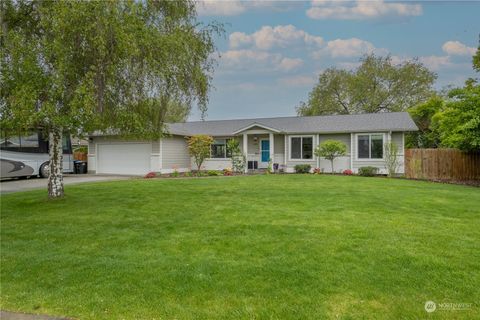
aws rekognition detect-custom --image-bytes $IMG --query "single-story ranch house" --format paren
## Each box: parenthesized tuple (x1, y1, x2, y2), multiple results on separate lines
(88, 112, 418, 175)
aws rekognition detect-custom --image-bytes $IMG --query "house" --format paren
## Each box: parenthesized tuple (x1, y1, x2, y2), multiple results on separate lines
(87, 112, 418, 175)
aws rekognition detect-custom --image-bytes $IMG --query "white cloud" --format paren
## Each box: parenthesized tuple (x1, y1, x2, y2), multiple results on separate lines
(442, 41, 476, 56)
(229, 25, 323, 50)
(306, 0, 422, 20)
(278, 58, 304, 71)
(278, 75, 317, 86)
(221, 49, 303, 72)
(418, 55, 452, 71)
(196, 0, 246, 16)
(196, 0, 296, 17)
(312, 38, 387, 58)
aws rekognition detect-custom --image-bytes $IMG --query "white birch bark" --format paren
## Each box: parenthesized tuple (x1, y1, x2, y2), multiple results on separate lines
(48, 128, 64, 198)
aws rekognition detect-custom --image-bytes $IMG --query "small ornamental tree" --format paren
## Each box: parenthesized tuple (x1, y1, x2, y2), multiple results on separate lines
(315, 140, 347, 173)
(384, 141, 399, 177)
(226, 138, 246, 173)
(187, 135, 213, 172)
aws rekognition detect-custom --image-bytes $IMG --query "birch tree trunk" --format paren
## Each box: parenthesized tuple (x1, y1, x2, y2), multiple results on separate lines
(48, 128, 64, 198)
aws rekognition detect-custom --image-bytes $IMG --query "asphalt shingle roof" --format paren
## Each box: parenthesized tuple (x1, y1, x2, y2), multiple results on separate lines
(166, 112, 418, 136)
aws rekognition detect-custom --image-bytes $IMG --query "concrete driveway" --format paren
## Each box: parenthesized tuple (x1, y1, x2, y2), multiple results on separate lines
(1, 174, 134, 194)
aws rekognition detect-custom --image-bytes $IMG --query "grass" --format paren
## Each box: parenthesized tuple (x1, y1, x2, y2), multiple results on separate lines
(1, 175, 479, 319)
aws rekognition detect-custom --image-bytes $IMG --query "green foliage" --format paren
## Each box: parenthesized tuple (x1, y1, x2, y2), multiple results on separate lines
(473, 44, 480, 73)
(207, 170, 221, 176)
(297, 54, 436, 116)
(1, 0, 220, 137)
(405, 96, 444, 148)
(171, 170, 180, 178)
(187, 135, 213, 170)
(294, 164, 311, 174)
(358, 166, 378, 177)
(314, 140, 347, 173)
(433, 83, 480, 151)
(226, 138, 246, 173)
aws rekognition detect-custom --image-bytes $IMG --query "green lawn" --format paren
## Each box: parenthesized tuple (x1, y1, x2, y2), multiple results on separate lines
(1, 175, 479, 319)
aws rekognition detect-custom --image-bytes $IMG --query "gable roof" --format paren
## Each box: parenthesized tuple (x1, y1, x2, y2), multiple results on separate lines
(166, 112, 418, 136)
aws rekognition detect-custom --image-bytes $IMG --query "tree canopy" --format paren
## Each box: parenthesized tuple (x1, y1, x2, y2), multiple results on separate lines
(297, 54, 436, 116)
(0, 0, 221, 197)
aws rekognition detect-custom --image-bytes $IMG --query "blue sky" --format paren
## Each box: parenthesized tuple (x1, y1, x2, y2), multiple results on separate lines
(190, 0, 479, 120)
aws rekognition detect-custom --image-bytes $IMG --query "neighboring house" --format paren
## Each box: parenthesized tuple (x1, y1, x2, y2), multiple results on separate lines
(88, 112, 418, 175)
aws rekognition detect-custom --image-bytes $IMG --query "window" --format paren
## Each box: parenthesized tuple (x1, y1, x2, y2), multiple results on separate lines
(0, 131, 40, 152)
(357, 134, 384, 159)
(290, 136, 313, 160)
(210, 139, 231, 158)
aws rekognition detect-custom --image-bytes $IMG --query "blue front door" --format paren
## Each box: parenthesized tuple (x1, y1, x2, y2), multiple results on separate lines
(261, 140, 270, 162)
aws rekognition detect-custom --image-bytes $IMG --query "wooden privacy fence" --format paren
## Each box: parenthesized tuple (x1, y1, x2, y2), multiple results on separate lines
(73, 151, 88, 162)
(405, 148, 480, 181)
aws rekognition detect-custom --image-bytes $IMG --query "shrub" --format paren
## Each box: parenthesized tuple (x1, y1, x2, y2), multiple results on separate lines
(313, 168, 321, 174)
(207, 170, 221, 176)
(184, 171, 193, 177)
(384, 141, 399, 177)
(171, 170, 179, 178)
(358, 166, 378, 177)
(187, 135, 214, 171)
(343, 169, 353, 175)
(294, 164, 311, 174)
(144, 172, 156, 179)
(227, 139, 246, 173)
(223, 168, 233, 176)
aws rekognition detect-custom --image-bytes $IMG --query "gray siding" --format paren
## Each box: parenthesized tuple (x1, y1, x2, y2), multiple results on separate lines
(162, 136, 191, 169)
(318, 133, 351, 155)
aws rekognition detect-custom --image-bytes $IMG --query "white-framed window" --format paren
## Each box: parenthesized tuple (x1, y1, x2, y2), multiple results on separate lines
(210, 139, 232, 159)
(357, 133, 384, 159)
(289, 136, 314, 160)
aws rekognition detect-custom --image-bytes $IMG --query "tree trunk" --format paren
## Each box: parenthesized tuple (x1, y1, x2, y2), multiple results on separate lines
(48, 128, 64, 199)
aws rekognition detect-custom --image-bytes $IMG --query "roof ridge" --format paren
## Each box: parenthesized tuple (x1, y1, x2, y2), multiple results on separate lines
(170, 111, 409, 125)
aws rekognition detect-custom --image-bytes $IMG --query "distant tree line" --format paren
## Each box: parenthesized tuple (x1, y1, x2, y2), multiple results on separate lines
(297, 45, 480, 152)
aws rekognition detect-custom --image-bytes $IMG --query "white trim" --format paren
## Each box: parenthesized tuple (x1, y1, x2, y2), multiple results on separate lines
(269, 132, 274, 163)
(288, 135, 315, 161)
(243, 133, 248, 173)
(317, 134, 320, 168)
(232, 122, 281, 135)
(354, 133, 386, 161)
(284, 135, 287, 165)
(350, 133, 353, 169)
(159, 139, 163, 170)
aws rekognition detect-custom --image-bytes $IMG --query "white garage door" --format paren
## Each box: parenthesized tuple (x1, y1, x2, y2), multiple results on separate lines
(97, 143, 151, 175)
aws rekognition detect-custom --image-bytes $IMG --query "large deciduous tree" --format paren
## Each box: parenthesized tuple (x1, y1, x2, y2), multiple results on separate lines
(1, 0, 221, 198)
(405, 96, 444, 148)
(297, 54, 436, 116)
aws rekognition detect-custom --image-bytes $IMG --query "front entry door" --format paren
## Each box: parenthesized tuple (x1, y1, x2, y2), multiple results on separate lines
(260, 139, 270, 167)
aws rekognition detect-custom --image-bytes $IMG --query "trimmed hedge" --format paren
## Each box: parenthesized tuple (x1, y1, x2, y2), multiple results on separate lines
(358, 166, 378, 177)
(294, 164, 311, 174)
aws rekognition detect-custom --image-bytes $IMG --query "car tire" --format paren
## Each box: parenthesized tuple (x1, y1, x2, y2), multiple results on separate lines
(39, 162, 50, 178)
